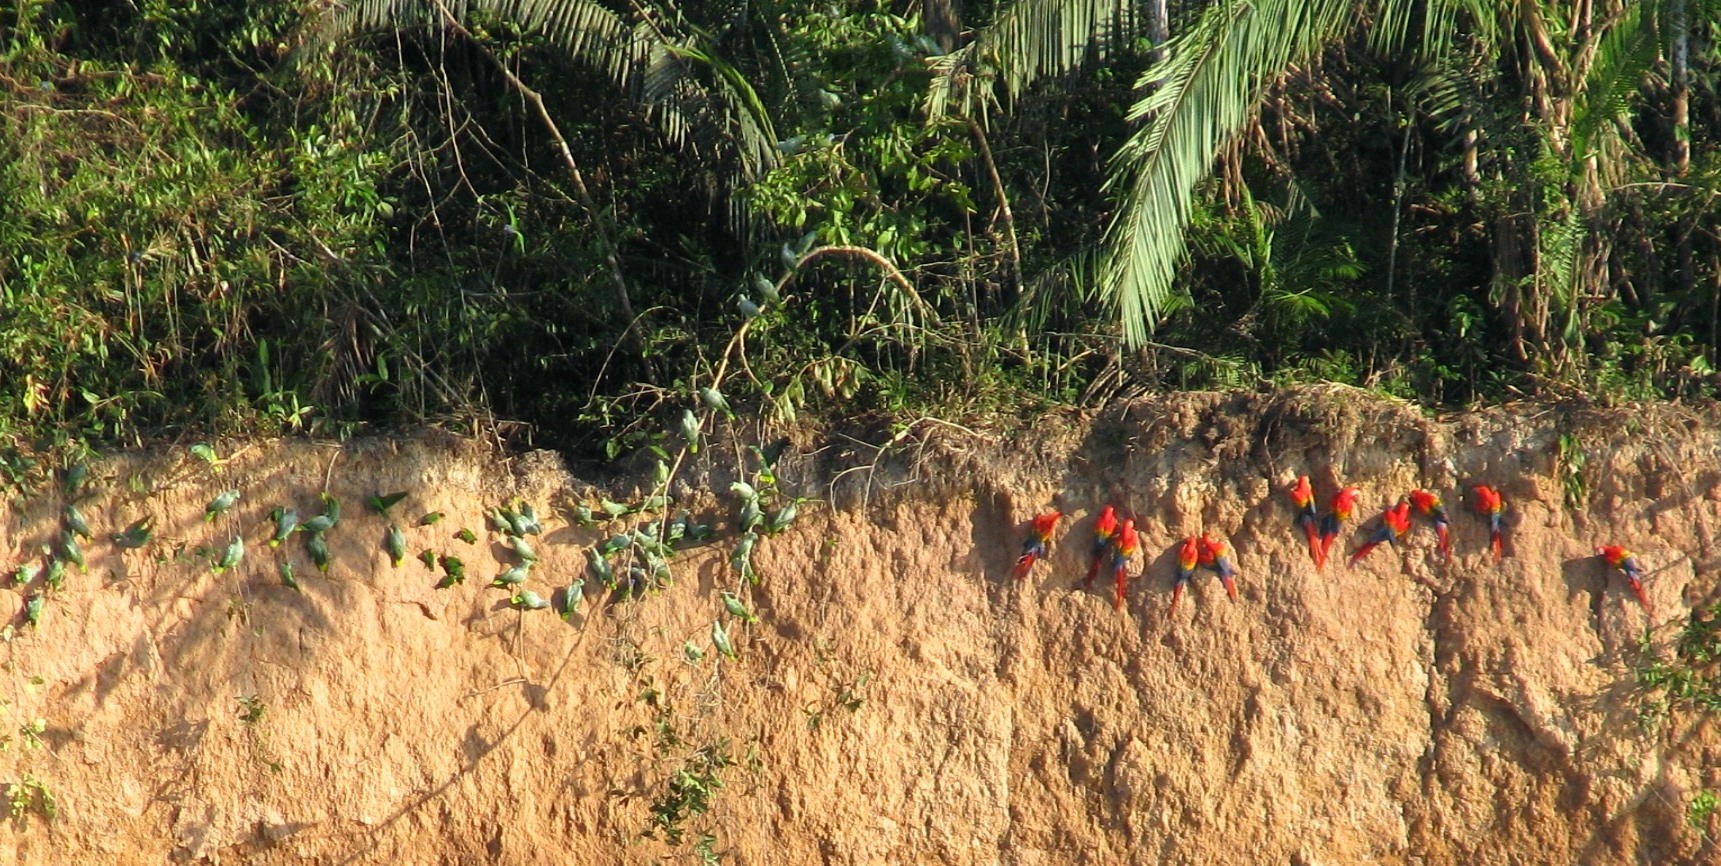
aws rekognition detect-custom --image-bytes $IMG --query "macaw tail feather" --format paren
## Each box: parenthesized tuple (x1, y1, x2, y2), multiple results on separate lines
(1318, 533, 1338, 571)
(1170, 583, 1184, 616)
(1083, 557, 1103, 588)
(1010, 553, 1037, 581)
(1113, 569, 1126, 611)
(1628, 579, 1652, 612)
(1222, 577, 1238, 601)
(1436, 523, 1451, 559)
(1302, 523, 1322, 567)
(1490, 531, 1503, 563)
(1348, 541, 1382, 569)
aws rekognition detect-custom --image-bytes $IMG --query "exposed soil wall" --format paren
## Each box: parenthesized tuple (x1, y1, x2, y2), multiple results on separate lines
(2, 389, 1718, 864)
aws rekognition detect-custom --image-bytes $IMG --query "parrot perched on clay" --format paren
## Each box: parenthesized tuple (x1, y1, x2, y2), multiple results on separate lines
(1010, 510, 1062, 580)
(1408, 489, 1452, 560)
(1197, 533, 1240, 601)
(1317, 486, 1362, 569)
(1472, 484, 1506, 562)
(1170, 536, 1200, 614)
(1111, 518, 1140, 610)
(1596, 545, 1651, 611)
(1289, 475, 1321, 568)
(1348, 499, 1412, 569)
(1083, 506, 1119, 588)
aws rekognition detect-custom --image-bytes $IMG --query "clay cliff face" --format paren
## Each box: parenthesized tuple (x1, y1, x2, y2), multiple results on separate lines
(1, 390, 1717, 865)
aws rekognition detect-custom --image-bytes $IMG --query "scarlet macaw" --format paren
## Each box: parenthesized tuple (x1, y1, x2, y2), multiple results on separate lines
(1084, 505, 1120, 588)
(1471, 484, 1506, 562)
(1112, 518, 1139, 610)
(1010, 510, 1062, 580)
(1348, 499, 1413, 568)
(1596, 545, 1652, 611)
(1198, 533, 1240, 601)
(1317, 486, 1363, 570)
(1408, 489, 1452, 560)
(1170, 536, 1200, 614)
(1289, 475, 1322, 568)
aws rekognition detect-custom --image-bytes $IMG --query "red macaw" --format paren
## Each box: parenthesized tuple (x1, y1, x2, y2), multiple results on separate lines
(1084, 505, 1120, 588)
(1290, 475, 1321, 568)
(1408, 489, 1452, 560)
(1198, 533, 1239, 601)
(1472, 484, 1505, 562)
(1596, 545, 1651, 611)
(1170, 536, 1200, 615)
(1112, 518, 1139, 610)
(1010, 510, 1062, 580)
(1317, 486, 1362, 570)
(1348, 499, 1413, 569)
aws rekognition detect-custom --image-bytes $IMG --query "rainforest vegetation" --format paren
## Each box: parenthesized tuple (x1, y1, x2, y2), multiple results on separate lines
(1, 0, 1719, 461)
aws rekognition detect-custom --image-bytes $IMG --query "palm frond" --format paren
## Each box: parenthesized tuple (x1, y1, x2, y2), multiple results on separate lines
(1099, 0, 1352, 345)
(1569, 3, 1657, 165)
(925, 0, 1135, 119)
(321, 0, 776, 178)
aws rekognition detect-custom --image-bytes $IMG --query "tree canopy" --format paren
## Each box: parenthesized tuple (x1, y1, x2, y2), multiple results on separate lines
(1, 0, 1718, 461)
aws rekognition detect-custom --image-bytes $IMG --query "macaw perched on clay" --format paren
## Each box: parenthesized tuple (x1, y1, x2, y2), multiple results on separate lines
(1317, 486, 1363, 570)
(1596, 545, 1651, 611)
(1408, 489, 1452, 560)
(1471, 484, 1506, 562)
(1010, 510, 1063, 580)
(1170, 536, 1200, 615)
(1289, 475, 1322, 568)
(1112, 518, 1140, 610)
(1198, 533, 1240, 601)
(1084, 505, 1120, 588)
(1348, 499, 1413, 569)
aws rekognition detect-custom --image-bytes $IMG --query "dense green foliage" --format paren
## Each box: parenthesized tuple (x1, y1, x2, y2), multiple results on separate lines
(1, 0, 1720, 459)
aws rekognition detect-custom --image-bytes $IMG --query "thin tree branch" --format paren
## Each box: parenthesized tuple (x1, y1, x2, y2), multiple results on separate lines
(428, 0, 642, 344)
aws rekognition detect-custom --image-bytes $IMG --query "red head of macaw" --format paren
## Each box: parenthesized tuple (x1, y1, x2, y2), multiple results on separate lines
(1472, 484, 1506, 562)
(1348, 499, 1412, 569)
(1317, 485, 1363, 570)
(1290, 475, 1321, 567)
(1408, 489, 1452, 560)
(1111, 518, 1140, 610)
(1171, 535, 1200, 614)
(1010, 510, 1062, 580)
(1596, 544, 1651, 611)
(1084, 505, 1120, 588)
(1197, 533, 1239, 601)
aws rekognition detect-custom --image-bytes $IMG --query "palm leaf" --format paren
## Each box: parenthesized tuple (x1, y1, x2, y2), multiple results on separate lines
(925, 0, 1135, 119)
(322, 0, 775, 178)
(1569, 3, 1657, 165)
(1099, 0, 1352, 345)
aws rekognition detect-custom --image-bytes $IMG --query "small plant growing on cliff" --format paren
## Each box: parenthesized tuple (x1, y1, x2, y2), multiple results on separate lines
(6, 773, 56, 826)
(645, 741, 732, 846)
(1556, 432, 1588, 509)
(236, 694, 266, 726)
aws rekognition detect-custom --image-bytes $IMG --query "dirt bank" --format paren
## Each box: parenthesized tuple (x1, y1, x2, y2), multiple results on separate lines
(1, 390, 1717, 864)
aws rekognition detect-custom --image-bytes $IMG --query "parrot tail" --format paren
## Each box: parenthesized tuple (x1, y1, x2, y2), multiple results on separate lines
(1348, 541, 1382, 569)
(1010, 552, 1037, 581)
